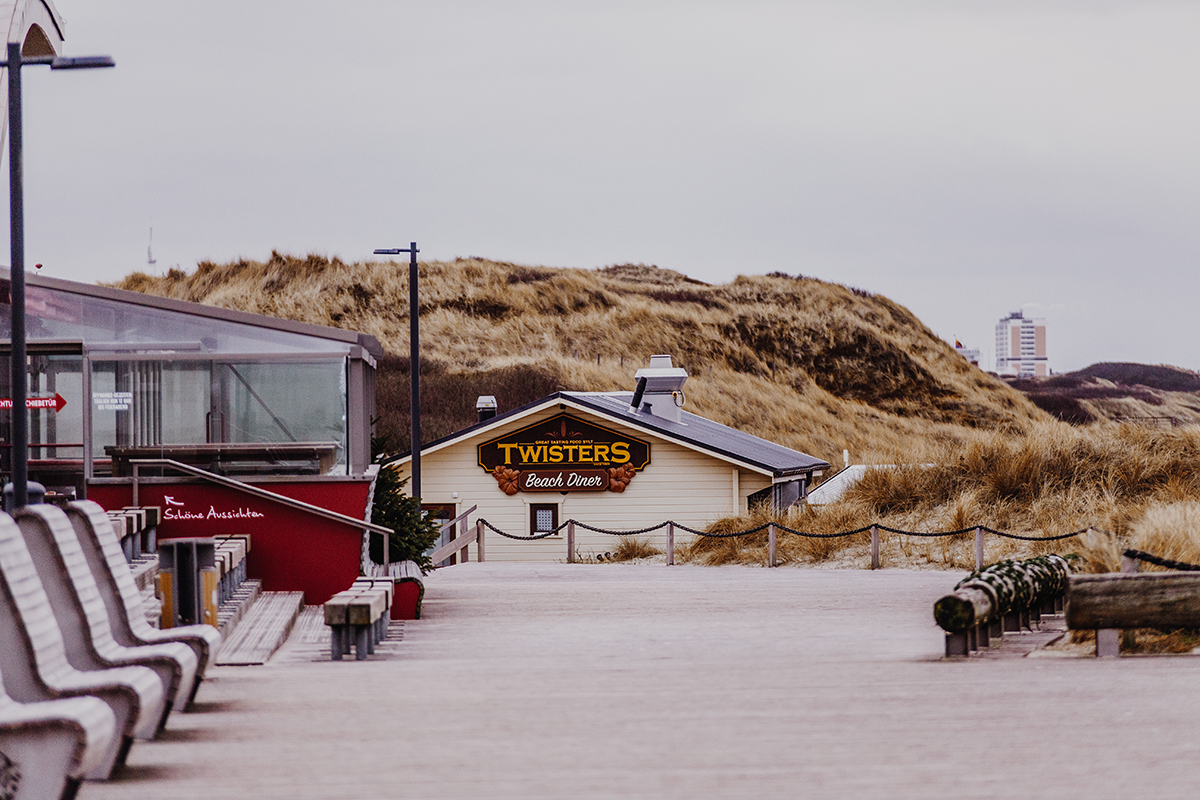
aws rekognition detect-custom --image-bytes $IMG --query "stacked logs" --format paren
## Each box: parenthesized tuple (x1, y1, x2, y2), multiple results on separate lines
(934, 554, 1070, 633)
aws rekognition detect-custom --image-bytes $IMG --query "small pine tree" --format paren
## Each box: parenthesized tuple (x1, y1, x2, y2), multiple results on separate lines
(369, 462, 441, 573)
(368, 428, 440, 573)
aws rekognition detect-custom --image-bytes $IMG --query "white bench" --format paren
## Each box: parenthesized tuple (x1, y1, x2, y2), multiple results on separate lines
(0, 514, 163, 780)
(1, 675, 116, 799)
(63, 502, 222, 706)
(15, 505, 199, 718)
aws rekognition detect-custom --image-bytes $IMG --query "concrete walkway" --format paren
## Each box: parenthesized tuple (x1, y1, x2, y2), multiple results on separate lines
(87, 563, 1200, 799)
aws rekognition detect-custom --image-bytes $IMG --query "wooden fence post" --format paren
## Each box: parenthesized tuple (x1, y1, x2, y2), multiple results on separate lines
(666, 522, 674, 566)
(974, 527, 984, 571)
(870, 525, 880, 570)
(459, 516, 469, 563)
(476, 519, 485, 562)
(768, 523, 776, 568)
(567, 521, 575, 564)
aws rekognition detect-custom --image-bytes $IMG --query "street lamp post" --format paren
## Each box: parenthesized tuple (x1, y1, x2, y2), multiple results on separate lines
(373, 242, 421, 501)
(3, 43, 114, 508)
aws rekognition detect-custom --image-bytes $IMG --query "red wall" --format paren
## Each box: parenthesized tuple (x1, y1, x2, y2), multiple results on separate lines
(88, 479, 373, 605)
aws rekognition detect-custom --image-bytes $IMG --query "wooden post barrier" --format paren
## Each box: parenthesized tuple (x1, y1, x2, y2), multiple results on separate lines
(1066, 573, 1200, 655)
(974, 527, 984, 571)
(935, 554, 1070, 657)
(567, 521, 575, 564)
(476, 519, 485, 562)
(870, 526, 879, 570)
(666, 522, 674, 566)
(768, 523, 776, 568)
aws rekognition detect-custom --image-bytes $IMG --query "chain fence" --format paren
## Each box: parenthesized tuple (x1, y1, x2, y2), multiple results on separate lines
(1123, 548, 1200, 572)
(478, 518, 1099, 543)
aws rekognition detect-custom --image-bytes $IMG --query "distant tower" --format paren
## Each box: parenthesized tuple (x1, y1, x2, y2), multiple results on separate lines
(995, 311, 1047, 376)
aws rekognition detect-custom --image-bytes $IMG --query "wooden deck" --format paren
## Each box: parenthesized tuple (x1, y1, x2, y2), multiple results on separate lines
(86, 563, 1200, 799)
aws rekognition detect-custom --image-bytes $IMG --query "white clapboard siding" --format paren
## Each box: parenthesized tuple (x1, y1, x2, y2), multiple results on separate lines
(399, 407, 780, 562)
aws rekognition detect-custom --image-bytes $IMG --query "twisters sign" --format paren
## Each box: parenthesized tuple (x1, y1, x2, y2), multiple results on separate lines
(478, 414, 650, 495)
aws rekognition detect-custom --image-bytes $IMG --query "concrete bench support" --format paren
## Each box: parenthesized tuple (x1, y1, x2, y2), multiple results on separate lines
(325, 579, 393, 661)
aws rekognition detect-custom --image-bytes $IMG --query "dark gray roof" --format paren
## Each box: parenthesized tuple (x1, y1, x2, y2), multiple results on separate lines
(564, 392, 829, 478)
(409, 390, 829, 479)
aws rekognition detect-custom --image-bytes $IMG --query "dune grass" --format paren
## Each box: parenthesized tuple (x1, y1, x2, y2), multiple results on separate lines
(112, 252, 1048, 466)
(683, 422, 1200, 573)
(113, 252, 1200, 576)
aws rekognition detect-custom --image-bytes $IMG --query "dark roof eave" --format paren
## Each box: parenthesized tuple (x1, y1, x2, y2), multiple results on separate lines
(3, 267, 385, 359)
(561, 392, 830, 476)
(391, 391, 831, 477)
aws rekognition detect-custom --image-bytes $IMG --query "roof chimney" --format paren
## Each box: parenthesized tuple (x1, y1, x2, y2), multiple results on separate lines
(632, 355, 688, 423)
(476, 395, 497, 423)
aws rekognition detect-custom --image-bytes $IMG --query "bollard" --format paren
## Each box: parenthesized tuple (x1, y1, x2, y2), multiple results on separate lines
(870, 526, 880, 570)
(567, 521, 575, 564)
(974, 527, 984, 571)
(768, 523, 776, 568)
(666, 522, 674, 566)
(476, 519, 485, 562)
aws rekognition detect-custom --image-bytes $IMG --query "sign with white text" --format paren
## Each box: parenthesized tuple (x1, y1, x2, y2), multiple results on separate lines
(0, 393, 67, 412)
(479, 414, 650, 495)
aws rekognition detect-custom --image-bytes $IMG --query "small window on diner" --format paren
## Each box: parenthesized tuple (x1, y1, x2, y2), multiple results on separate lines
(530, 503, 559, 536)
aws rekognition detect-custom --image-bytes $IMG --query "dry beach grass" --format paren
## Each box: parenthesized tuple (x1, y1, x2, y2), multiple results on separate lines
(684, 422, 1200, 573)
(113, 253, 1047, 463)
(114, 253, 1200, 575)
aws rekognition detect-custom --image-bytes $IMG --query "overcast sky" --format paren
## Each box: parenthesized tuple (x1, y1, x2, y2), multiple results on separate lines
(8, 1, 1200, 372)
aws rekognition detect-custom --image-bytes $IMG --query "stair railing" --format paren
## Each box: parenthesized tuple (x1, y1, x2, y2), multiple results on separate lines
(428, 505, 481, 566)
(129, 458, 395, 569)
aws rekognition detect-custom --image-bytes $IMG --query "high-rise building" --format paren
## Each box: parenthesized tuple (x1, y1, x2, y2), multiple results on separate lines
(995, 311, 1047, 376)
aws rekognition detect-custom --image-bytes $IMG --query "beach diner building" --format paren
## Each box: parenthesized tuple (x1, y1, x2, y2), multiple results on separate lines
(397, 356, 830, 561)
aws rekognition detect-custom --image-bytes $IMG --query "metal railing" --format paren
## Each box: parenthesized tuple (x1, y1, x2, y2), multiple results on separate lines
(129, 458, 395, 567)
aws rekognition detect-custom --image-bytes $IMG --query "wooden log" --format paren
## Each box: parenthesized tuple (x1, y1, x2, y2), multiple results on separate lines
(1066, 573, 1200, 630)
(934, 554, 1070, 633)
(933, 586, 996, 633)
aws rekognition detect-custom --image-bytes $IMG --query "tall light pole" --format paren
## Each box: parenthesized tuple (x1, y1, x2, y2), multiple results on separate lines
(3, 44, 114, 509)
(373, 242, 421, 501)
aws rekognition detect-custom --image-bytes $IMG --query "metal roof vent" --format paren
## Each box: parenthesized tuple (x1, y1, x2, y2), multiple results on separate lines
(476, 395, 497, 422)
(631, 355, 688, 423)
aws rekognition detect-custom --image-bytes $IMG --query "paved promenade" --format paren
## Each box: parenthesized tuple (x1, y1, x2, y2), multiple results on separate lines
(88, 563, 1200, 799)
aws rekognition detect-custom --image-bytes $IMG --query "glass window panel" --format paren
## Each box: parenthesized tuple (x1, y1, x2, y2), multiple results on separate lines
(89, 360, 211, 462)
(0, 353, 85, 489)
(220, 360, 347, 472)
